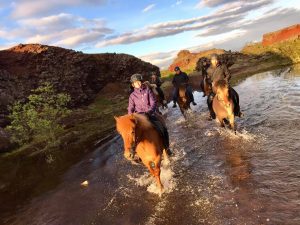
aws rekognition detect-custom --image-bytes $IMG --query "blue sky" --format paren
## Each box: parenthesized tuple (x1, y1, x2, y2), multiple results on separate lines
(0, 0, 299, 68)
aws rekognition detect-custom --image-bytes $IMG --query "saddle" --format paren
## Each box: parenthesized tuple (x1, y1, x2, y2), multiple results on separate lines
(147, 114, 169, 149)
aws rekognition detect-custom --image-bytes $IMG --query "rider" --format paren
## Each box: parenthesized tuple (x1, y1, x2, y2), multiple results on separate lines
(172, 66, 197, 108)
(128, 73, 172, 156)
(206, 54, 242, 119)
(150, 71, 167, 106)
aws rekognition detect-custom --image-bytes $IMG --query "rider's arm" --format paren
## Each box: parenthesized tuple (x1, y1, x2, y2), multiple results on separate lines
(183, 72, 189, 83)
(148, 88, 157, 114)
(223, 65, 231, 82)
(128, 95, 135, 114)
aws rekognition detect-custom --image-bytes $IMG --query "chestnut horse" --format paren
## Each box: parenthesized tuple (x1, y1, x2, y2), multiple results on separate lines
(177, 83, 191, 118)
(212, 80, 235, 130)
(115, 113, 166, 191)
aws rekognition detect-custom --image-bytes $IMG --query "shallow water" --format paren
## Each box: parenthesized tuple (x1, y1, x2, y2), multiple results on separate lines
(1, 66, 300, 225)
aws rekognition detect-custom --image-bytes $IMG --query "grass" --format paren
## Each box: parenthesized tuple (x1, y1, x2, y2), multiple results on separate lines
(242, 38, 300, 63)
(1, 94, 127, 159)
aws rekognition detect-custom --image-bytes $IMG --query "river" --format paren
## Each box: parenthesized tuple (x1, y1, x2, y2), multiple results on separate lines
(1, 66, 300, 225)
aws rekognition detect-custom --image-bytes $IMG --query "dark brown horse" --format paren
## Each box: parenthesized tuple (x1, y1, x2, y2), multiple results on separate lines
(212, 80, 235, 130)
(115, 113, 168, 192)
(202, 75, 212, 97)
(177, 83, 191, 118)
(144, 81, 167, 111)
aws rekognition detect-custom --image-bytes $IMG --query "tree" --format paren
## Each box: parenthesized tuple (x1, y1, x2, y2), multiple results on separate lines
(5, 82, 71, 146)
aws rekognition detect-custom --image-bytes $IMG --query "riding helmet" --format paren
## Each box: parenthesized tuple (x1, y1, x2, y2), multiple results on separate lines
(130, 73, 143, 83)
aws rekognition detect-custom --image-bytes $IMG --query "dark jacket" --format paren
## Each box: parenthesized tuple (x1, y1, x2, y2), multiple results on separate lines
(206, 64, 231, 83)
(172, 71, 189, 88)
(128, 85, 156, 114)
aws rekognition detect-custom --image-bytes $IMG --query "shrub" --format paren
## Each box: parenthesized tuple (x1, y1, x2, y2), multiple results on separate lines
(5, 82, 71, 146)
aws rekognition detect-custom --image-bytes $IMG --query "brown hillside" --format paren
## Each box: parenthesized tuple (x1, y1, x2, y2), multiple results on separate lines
(168, 48, 225, 72)
(262, 24, 300, 46)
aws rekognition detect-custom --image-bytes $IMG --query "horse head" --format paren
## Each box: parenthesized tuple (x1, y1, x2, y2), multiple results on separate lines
(178, 83, 189, 104)
(115, 114, 138, 160)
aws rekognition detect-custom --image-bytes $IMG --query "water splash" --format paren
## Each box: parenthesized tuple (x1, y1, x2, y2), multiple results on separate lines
(127, 158, 176, 196)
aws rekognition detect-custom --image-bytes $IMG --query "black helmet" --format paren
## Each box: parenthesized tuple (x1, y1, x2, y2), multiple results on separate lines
(174, 66, 180, 71)
(130, 73, 143, 83)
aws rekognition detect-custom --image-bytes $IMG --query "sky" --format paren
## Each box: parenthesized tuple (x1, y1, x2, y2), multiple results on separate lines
(0, 0, 299, 69)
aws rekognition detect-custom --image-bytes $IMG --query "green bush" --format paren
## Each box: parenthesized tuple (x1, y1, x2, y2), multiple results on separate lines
(5, 82, 71, 146)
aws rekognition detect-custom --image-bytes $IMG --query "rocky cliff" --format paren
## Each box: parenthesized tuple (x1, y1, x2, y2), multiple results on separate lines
(262, 24, 300, 46)
(168, 24, 300, 74)
(0, 44, 159, 126)
(168, 48, 225, 72)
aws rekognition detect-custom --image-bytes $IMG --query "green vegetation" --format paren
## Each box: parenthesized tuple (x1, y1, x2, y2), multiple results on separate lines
(242, 38, 300, 63)
(2, 92, 127, 159)
(5, 82, 71, 146)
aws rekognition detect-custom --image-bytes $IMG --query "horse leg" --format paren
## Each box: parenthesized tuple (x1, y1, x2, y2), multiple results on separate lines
(207, 94, 216, 119)
(163, 149, 170, 165)
(217, 117, 225, 127)
(228, 114, 236, 132)
(147, 159, 163, 192)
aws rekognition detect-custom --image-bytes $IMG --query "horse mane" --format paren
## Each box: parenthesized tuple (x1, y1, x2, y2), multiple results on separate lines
(215, 79, 228, 90)
(115, 113, 153, 134)
(133, 113, 153, 130)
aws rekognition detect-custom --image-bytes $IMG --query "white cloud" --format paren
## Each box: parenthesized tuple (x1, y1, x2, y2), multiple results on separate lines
(172, 0, 183, 7)
(11, 0, 107, 18)
(196, 0, 247, 8)
(0, 43, 15, 50)
(0, 13, 113, 49)
(142, 4, 156, 13)
(96, 0, 274, 48)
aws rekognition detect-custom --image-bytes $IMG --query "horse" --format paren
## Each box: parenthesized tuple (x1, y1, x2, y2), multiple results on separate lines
(212, 80, 235, 130)
(177, 83, 191, 118)
(115, 113, 167, 192)
(201, 75, 212, 97)
(144, 81, 167, 112)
